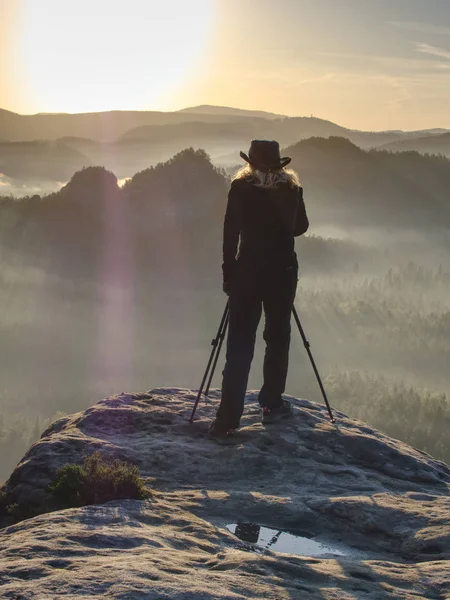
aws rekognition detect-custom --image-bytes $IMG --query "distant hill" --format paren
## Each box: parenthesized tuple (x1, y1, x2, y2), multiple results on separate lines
(0, 150, 228, 279)
(380, 132, 450, 158)
(2, 104, 450, 190)
(1, 105, 445, 150)
(56, 136, 99, 150)
(2, 141, 450, 293)
(119, 120, 256, 143)
(114, 116, 440, 173)
(418, 128, 449, 134)
(285, 136, 450, 229)
(0, 140, 91, 181)
(3, 138, 450, 231)
(0, 108, 178, 143)
(0, 115, 361, 181)
(0, 114, 366, 182)
(0, 107, 272, 144)
(178, 104, 284, 119)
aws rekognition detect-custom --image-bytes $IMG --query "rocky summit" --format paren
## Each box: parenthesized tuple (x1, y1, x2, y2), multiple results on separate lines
(0, 388, 449, 599)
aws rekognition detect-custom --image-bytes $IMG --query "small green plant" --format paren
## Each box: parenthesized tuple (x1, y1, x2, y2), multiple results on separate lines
(6, 502, 19, 515)
(0, 489, 7, 513)
(48, 451, 151, 509)
(0, 492, 37, 524)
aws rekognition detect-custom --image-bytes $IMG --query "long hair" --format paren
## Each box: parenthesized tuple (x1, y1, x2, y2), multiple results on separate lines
(232, 163, 300, 189)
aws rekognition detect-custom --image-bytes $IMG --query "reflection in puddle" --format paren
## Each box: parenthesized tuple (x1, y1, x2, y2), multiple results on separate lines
(226, 522, 347, 557)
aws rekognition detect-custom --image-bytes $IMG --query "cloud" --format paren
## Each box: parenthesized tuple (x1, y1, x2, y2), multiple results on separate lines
(318, 51, 450, 73)
(416, 43, 450, 60)
(294, 73, 336, 86)
(388, 21, 450, 36)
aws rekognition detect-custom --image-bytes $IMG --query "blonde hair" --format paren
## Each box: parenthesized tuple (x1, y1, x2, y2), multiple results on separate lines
(233, 163, 300, 189)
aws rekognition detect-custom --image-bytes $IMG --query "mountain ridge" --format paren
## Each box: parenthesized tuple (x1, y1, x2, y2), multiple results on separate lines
(380, 131, 450, 158)
(177, 104, 284, 119)
(2, 140, 450, 234)
(1, 104, 446, 145)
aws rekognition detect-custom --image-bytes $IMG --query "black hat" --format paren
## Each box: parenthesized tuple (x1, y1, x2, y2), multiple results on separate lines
(240, 140, 291, 172)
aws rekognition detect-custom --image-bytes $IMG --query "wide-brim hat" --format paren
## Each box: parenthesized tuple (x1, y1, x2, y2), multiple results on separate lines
(240, 139, 291, 172)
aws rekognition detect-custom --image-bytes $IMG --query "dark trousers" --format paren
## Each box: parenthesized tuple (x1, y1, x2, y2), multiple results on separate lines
(216, 266, 298, 429)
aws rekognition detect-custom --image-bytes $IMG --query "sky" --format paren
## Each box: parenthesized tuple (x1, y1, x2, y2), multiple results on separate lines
(1, 0, 450, 130)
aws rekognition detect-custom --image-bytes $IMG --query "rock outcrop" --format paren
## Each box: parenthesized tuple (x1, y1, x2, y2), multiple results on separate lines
(1, 388, 449, 599)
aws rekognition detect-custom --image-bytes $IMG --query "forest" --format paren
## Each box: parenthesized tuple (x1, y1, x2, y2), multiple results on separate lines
(1, 141, 450, 483)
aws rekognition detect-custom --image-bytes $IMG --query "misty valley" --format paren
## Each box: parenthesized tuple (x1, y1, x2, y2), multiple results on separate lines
(1, 111, 450, 484)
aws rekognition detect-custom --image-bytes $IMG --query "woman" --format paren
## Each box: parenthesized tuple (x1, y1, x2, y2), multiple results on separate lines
(209, 139, 309, 440)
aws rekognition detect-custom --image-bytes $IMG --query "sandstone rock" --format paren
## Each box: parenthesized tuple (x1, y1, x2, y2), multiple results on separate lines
(0, 388, 449, 598)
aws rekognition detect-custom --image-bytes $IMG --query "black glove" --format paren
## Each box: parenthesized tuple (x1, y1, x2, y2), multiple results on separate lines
(222, 260, 237, 296)
(223, 280, 231, 295)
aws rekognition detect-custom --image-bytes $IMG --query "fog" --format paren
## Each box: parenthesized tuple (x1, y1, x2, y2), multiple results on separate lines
(1, 140, 450, 484)
(0, 174, 65, 198)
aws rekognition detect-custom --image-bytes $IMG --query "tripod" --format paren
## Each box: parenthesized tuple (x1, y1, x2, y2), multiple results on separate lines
(188, 301, 335, 423)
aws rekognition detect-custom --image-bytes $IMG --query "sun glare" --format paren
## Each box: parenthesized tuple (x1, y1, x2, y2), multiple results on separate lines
(20, 0, 214, 113)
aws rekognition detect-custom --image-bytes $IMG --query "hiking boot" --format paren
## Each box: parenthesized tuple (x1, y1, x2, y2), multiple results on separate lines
(208, 420, 235, 441)
(262, 399, 294, 424)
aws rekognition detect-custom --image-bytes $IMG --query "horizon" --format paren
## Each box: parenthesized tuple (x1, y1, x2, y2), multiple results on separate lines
(1, 0, 450, 130)
(2, 103, 449, 135)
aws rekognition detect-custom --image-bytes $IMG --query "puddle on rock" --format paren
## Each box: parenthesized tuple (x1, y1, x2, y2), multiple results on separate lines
(226, 522, 347, 557)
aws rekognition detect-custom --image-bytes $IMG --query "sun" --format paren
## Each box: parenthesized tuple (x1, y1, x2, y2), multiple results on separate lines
(20, 0, 214, 113)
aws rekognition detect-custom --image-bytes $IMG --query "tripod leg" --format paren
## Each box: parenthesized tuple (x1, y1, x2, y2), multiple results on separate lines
(205, 311, 229, 396)
(292, 306, 335, 423)
(188, 301, 229, 423)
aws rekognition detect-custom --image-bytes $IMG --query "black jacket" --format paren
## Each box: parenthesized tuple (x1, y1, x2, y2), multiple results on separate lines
(222, 177, 309, 283)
